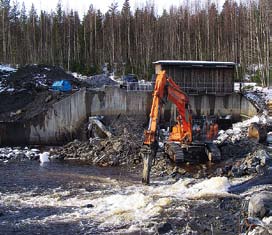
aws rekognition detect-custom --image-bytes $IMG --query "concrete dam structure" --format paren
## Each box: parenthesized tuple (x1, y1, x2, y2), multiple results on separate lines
(0, 86, 257, 146)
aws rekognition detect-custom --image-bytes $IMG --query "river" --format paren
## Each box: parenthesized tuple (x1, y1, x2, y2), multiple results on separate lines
(0, 158, 252, 235)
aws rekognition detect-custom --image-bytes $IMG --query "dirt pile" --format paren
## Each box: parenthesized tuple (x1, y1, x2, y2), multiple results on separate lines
(0, 90, 71, 121)
(0, 65, 83, 121)
(2, 64, 80, 91)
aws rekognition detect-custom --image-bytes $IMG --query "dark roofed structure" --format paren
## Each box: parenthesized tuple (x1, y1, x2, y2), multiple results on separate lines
(153, 60, 236, 95)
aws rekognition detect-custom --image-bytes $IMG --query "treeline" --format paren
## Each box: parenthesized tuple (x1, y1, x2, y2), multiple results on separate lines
(0, 0, 272, 84)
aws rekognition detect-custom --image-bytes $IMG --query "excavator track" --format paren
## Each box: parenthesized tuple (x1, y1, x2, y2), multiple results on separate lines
(165, 142, 185, 163)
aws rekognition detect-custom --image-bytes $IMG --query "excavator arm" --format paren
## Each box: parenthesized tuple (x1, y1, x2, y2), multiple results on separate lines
(143, 71, 192, 146)
(143, 70, 167, 146)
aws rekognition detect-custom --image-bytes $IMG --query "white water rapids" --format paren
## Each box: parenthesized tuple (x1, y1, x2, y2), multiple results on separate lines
(0, 172, 233, 233)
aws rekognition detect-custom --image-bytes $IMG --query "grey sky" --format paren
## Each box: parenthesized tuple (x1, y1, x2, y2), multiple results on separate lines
(18, 0, 226, 15)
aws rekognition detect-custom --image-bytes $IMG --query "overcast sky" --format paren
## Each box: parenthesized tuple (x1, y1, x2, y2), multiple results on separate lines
(17, 0, 226, 16)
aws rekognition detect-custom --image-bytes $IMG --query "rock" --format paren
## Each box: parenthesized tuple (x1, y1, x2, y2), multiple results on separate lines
(155, 222, 173, 234)
(248, 191, 272, 219)
(16, 109, 22, 115)
(177, 167, 187, 175)
(112, 141, 122, 152)
(49, 154, 64, 160)
(45, 94, 52, 102)
(86, 204, 94, 208)
(256, 165, 265, 174)
(249, 226, 270, 235)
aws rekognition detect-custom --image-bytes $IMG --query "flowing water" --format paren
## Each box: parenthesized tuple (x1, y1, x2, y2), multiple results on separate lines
(0, 159, 256, 235)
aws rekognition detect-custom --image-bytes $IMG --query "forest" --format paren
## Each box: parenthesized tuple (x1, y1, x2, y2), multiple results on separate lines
(0, 0, 271, 85)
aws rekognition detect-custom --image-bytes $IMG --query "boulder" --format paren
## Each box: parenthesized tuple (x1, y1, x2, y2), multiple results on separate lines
(155, 222, 173, 234)
(248, 191, 272, 219)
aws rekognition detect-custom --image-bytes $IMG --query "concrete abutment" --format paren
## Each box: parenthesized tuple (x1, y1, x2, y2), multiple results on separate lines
(0, 87, 257, 145)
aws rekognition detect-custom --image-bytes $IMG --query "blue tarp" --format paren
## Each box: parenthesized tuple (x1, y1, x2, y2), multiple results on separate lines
(52, 80, 72, 92)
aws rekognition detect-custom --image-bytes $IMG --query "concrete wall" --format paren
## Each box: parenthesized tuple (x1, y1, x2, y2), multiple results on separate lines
(0, 89, 87, 146)
(29, 88, 87, 144)
(188, 93, 257, 120)
(240, 95, 258, 118)
(87, 87, 152, 116)
(87, 88, 257, 121)
(0, 86, 257, 146)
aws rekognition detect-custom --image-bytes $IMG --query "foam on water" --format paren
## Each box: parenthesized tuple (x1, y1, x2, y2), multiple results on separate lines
(149, 176, 231, 199)
(0, 176, 233, 231)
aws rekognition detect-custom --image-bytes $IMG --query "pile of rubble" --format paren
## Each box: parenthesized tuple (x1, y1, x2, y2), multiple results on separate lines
(51, 137, 142, 167)
(214, 148, 272, 179)
(85, 74, 118, 88)
(50, 115, 145, 167)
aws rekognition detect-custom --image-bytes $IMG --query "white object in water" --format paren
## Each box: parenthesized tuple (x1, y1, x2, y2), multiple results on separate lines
(39, 152, 50, 163)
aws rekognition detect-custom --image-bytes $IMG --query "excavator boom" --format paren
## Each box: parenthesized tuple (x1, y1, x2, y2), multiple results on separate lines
(143, 71, 167, 145)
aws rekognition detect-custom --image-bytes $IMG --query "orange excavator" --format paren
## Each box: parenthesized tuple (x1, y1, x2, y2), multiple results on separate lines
(141, 70, 221, 184)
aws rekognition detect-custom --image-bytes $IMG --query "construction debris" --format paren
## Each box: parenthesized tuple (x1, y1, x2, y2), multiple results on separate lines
(50, 115, 145, 167)
(85, 74, 118, 88)
(88, 116, 112, 139)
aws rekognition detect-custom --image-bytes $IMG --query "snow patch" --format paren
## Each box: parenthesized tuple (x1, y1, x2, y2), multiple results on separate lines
(0, 64, 16, 72)
(39, 152, 50, 163)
